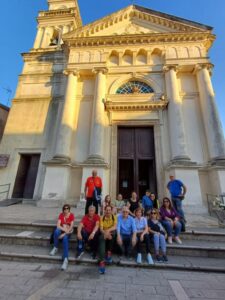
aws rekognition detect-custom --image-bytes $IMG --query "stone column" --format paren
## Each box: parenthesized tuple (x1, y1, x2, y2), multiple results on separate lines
(54, 69, 79, 162)
(164, 65, 191, 163)
(87, 67, 108, 164)
(195, 63, 225, 163)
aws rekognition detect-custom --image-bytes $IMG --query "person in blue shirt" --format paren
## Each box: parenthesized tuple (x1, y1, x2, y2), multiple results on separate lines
(167, 175, 187, 220)
(142, 190, 153, 215)
(117, 206, 137, 257)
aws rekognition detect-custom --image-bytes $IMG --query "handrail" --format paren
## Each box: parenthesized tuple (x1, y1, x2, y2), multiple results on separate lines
(0, 183, 11, 200)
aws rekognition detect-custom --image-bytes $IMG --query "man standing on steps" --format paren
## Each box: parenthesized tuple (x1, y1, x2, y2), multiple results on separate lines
(167, 175, 187, 220)
(84, 169, 102, 215)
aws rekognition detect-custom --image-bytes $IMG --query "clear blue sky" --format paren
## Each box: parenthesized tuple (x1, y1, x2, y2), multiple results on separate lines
(0, 0, 224, 134)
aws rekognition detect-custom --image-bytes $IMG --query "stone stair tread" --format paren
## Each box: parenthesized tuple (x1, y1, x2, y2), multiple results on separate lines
(0, 244, 225, 272)
(0, 230, 225, 252)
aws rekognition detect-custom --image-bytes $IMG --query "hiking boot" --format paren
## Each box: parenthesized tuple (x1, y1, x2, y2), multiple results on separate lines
(49, 247, 58, 256)
(147, 253, 154, 265)
(98, 261, 105, 274)
(136, 253, 142, 264)
(174, 236, 182, 244)
(61, 258, 68, 271)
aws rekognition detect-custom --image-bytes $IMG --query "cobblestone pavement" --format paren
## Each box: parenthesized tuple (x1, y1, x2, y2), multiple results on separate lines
(0, 261, 225, 300)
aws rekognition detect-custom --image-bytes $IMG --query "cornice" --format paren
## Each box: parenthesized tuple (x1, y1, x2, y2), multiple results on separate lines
(66, 5, 210, 39)
(105, 93, 168, 112)
(64, 32, 215, 49)
(38, 8, 82, 27)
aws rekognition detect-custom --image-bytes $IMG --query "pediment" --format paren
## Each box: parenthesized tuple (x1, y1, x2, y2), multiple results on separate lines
(63, 5, 212, 40)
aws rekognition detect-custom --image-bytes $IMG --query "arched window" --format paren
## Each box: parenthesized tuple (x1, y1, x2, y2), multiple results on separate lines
(116, 81, 154, 94)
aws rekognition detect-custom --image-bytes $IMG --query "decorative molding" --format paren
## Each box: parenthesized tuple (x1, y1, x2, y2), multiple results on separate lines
(104, 93, 168, 112)
(92, 67, 108, 75)
(63, 69, 80, 77)
(64, 32, 215, 49)
(64, 5, 211, 40)
(193, 63, 214, 75)
(163, 64, 179, 73)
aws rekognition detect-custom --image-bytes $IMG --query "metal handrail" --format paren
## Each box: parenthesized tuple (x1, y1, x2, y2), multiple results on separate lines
(0, 183, 11, 200)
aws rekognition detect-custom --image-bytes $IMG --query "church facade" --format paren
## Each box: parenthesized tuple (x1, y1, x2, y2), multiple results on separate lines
(0, 0, 225, 212)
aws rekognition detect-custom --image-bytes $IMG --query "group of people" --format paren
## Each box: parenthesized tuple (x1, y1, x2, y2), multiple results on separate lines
(50, 171, 187, 274)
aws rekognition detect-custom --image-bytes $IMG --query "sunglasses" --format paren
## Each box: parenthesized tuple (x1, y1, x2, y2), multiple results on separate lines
(64, 207, 70, 210)
(151, 212, 157, 214)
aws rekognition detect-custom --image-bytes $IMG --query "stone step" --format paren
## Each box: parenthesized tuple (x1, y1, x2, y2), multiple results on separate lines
(0, 243, 225, 273)
(1, 221, 225, 242)
(0, 229, 225, 258)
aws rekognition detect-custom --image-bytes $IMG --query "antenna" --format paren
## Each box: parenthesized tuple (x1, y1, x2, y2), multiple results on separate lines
(2, 87, 12, 107)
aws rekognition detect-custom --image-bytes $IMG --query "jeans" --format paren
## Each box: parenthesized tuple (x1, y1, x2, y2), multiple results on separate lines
(53, 228, 70, 259)
(119, 234, 133, 256)
(153, 233, 166, 255)
(85, 198, 99, 215)
(77, 229, 99, 255)
(172, 197, 185, 219)
(136, 233, 151, 254)
(161, 220, 182, 237)
(98, 232, 116, 261)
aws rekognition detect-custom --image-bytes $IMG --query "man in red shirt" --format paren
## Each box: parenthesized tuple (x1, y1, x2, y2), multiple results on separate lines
(84, 169, 102, 214)
(76, 206, 100, 259)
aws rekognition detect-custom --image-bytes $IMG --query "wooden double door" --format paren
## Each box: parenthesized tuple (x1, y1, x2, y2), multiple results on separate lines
(118, 127, 157, 200)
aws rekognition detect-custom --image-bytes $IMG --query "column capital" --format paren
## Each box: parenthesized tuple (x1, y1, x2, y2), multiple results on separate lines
(63, 69, 80, 77)
(92, 67, 108, 75)
(163, 64, 180, 73)
(193, 63, 214, 75)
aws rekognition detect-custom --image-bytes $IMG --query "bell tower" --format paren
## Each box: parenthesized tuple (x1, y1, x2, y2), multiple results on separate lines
(33, 0, 82, 49)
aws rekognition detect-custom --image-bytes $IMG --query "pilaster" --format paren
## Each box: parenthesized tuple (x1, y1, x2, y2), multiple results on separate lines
(163, 65, 192, 165)
(194, 63, 225, 165)
(85, 67, 108, 165)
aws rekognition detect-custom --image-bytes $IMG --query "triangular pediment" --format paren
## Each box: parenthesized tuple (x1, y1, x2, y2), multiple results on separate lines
(63, 5, 212, 40)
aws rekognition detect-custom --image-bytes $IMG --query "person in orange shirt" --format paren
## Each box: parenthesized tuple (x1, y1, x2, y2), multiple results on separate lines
(84, 169, 102, 214)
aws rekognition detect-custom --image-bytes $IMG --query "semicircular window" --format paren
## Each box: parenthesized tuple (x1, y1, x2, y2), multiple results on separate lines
(116, 81, 154, 94)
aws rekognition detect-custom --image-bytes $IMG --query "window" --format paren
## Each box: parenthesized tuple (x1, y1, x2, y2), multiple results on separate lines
(116, 81, 154, 94)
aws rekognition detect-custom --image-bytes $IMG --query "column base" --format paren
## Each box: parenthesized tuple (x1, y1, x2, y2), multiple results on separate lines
(51, 155, 71, 164)
(84, 155, 107, 165)
(40, 165, 71, 207)
(169, 156, 197, 166)
(210, 157, 225, 167)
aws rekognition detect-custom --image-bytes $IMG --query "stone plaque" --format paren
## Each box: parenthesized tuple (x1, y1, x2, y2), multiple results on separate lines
(0, 155, 10, 167)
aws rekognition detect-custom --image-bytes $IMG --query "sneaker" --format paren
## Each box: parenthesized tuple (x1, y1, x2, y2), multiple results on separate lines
(147, 253, 154, 265)
(49, 247, 58, 256)
(61, 258, 68, 271)
(136, 253, 142, 264)
(76, 250, 84, 259)
(106, 251, 113, 264)
(167, 236, 173, 244)
(98, 261, 105, 274)
(156, 255, 163, 262)
(174, 236, 182, 244)
(162, 255, 168, 262)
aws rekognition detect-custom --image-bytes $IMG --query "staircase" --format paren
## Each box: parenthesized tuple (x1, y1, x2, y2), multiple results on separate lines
(0, 220, 225, 273)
